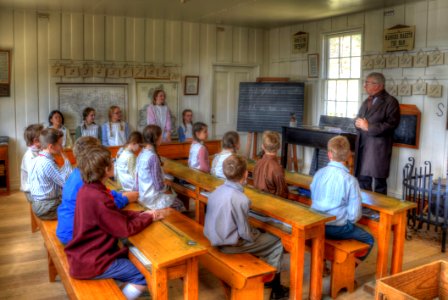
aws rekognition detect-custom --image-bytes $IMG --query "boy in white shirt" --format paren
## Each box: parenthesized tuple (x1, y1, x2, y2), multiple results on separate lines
(21, 124, 44, 202)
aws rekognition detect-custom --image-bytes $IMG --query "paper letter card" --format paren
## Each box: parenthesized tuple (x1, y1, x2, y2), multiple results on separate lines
(292, 31, 308, 54)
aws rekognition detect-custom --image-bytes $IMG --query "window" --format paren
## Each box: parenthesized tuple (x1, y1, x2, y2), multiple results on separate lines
(324, 31, 362, 117)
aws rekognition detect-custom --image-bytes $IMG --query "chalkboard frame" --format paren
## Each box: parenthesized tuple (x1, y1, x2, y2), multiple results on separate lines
(393, 104, 421, 149)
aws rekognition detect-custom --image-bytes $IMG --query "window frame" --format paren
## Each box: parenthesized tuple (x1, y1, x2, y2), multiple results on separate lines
(322, 29, 363, 118)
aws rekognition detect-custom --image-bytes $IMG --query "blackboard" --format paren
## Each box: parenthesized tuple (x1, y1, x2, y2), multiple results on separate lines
(393, 115, 417, 146)
(393, 104, 420, 149)
(236, 82, 305, 133)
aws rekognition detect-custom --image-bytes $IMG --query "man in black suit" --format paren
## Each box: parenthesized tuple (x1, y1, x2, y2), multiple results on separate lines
(354, 72, 400, 195)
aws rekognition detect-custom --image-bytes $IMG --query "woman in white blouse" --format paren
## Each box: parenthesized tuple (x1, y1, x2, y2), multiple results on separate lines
(75, 107, 101, 141)
(101, 106, 130, 146)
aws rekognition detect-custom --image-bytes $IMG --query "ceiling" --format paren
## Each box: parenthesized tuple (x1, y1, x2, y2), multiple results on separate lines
(0, 0, 420, 28)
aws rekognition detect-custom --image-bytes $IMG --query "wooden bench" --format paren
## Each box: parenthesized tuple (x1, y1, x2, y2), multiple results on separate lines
(158, 207, 276, 300)
(325, 239, 370, 298)
(39, 220, 125, 300)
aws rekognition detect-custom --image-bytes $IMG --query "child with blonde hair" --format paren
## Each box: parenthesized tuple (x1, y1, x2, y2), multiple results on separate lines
(115, 131, 143, 191)
(101, 106, 130, 146)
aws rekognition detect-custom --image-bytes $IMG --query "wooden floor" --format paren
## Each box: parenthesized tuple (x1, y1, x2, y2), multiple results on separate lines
(0, 191, 446, 299)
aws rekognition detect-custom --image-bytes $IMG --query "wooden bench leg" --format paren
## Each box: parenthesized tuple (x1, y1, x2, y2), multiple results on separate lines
(183, 257, 198, 300)
(30, 204, 39, 233)
(330, 253, 356, 298)
(230, 278, 264, 300)
(48, 251, 58, 282)
(152, 267, 168, 300)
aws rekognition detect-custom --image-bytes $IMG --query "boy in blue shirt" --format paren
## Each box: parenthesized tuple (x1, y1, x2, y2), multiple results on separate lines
(56, 136, 139, 244)
(311, 136, 374, 261)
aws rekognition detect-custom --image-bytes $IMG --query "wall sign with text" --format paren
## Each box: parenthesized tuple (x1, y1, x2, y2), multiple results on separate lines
(292, 31, 308, 54)
(383, 25, 415, 52)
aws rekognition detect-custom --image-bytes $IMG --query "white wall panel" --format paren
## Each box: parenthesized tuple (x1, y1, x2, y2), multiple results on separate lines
(165, 20, 182, 65)
(364, 9, 384, 53)
(427, 0, 448, 47)
(105, 16, 125, 61)
(232, 27, 248, 64)
(216, 25, 233, 63)
(145, 19, 165, 63)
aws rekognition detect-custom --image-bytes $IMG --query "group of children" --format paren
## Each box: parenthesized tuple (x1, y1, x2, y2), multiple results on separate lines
(20, 99, 375, 299)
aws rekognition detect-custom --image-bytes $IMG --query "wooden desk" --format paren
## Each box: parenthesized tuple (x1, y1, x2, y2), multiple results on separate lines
(162, 158, 335, 300)
(54, 139, 222, 166)
(126, 205, 207, 300)
(246, 160, 417, 279)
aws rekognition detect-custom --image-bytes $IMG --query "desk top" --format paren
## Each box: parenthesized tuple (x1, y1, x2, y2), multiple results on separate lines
(246, 160, 416, 215)
(126, 206, 207, 268)
(162, 158, 334, 230)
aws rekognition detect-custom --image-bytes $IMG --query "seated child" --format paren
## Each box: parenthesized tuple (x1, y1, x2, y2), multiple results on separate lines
(65, 145, 163, 300)
(177, 109, 193, 142)
(56, 136, 139, 245)
(48, 110, 73, 148)
(75, 107, 102, 141)
(211, 131, 240, 179)
(102, 105, 130, 146)
(204, 155, 289, 300)
(188, 122, 210, 173)
(20, 124, 44, 202)
(115, 131, 143, 191)
(310, 136, 374, 261)
(28, 128, 72, 219)
(253, 131, 288, 198)
(135, 125, 185, 211)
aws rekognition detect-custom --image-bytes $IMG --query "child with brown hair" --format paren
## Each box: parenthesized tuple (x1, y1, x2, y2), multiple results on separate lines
(101, 106, 130, 146)
(188, 122, 210, 173)
(204, 155, 289, 300)
(75, 107, 101, 141)
(21, 124, 44, 202)
(211, 131, 240, 179)
(65, 145, 162, 300)
(311, 136, 374, 261)
(147, 89, 172, 142)
(115, 131, 143, 191)
(56, 136, 139, 245)
(177, 109, 193, 142)
(135, 125, 185, 211)
(28, 128, 72, 219)
(253, 131, 288, 198)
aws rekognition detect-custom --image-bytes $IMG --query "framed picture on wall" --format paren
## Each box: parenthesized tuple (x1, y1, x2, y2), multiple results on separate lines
(184, 76, 199, 95)
(0, 49, 11, 97)
(308, 53, 319, 78)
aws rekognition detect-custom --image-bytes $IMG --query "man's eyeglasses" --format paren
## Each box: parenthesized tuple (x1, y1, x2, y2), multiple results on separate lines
(364, 81, 379, 85)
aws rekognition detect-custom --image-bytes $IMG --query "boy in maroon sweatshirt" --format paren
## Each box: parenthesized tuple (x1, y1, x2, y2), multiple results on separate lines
(65, 145, 163, 299)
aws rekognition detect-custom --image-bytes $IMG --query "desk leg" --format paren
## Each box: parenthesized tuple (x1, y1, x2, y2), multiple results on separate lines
(309, 225, 324, 300)
(152, 267, 168, 300)
(183, 257, 199, 300)
(390, 212, 406, 274)
(289, 227, 305, 300)
(376, 213, 392, 279)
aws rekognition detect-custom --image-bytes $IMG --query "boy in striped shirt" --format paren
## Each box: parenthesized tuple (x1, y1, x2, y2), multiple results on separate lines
(28, 128, 72, 219)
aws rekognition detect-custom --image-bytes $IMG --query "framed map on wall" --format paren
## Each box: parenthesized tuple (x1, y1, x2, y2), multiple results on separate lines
(135, 80, 180, 136)
(58, 83, 128, 133)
